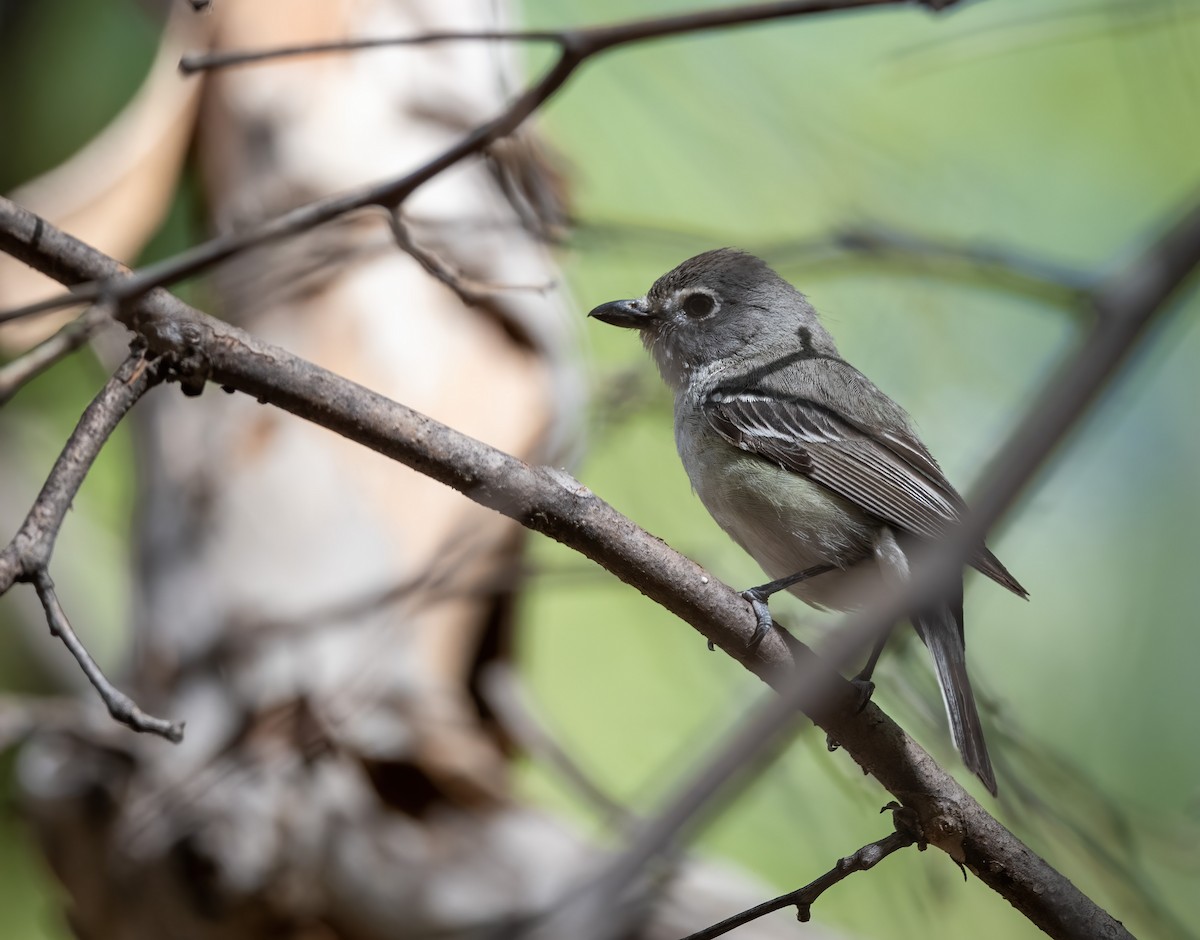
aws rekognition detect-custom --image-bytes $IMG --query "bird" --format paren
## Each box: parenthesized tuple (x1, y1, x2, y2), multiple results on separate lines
(588, 248, 1026, 795)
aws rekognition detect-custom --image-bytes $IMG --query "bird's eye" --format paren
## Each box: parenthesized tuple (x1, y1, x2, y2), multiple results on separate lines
(682, 292, 716, 318)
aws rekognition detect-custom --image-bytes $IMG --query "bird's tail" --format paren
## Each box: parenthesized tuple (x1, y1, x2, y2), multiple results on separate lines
(913, 600, 998, 796)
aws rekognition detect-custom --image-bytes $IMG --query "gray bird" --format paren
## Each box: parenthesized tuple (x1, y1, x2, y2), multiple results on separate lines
(589, 248, 1026, 795)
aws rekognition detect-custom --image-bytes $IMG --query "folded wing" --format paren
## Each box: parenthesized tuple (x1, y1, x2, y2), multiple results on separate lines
(704, 390, 1026, 598)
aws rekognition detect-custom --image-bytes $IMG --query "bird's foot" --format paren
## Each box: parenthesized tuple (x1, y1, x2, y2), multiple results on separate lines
(849, 674, 876, 714)
(740, 587, 774, 651)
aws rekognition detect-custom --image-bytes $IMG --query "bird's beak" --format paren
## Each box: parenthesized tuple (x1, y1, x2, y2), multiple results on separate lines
(588, 297, 652, 329)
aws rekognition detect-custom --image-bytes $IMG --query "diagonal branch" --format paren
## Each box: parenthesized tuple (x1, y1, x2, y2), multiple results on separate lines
(680, 813, 920, 940)
(580, 218, 1094, 306)
(0, 347, 182, 741)
(385, 210, 553, 306)
(7, 192, 1194, 937)
(178, 30, 567, 74)
(0, 0, 967, 323)
(0, 303, 113, 406)
(763, 224, 1096, 306)
(33, 570, 182, 741)
(481, 664, 635, 830)
(0, 351, 159, 592)
(182, 0, 963, 74)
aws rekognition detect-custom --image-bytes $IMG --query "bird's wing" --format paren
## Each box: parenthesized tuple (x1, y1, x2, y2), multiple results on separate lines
(703, 389, 1027, 597)
(704, 390, 960, 539)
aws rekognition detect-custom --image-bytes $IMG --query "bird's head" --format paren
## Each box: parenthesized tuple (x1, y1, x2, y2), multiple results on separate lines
(589, 248, 836, 389)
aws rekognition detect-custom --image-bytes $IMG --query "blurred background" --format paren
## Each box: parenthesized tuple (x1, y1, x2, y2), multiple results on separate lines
(1, 1, 1198, 938)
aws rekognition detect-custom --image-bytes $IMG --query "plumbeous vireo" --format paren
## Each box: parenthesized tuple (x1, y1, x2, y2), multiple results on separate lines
(589, 249, 1026, 795)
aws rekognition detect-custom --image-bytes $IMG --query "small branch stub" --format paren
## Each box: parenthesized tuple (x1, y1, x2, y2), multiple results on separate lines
(679, 823, 918, 940)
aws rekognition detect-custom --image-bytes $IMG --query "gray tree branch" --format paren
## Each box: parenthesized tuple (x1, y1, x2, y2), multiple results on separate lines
(7, 188, 1196, 936)
(680, 815, 920, 940)
(0, 348, 182, 740)
(0, 304, 112, 405)
(579, 219, 1093, 306)
(3, 2, 1181, 938)
(0, 0, 966, 325)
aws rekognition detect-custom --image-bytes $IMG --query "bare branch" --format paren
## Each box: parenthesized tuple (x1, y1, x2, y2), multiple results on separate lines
(764, 224, 1096, 305)
(1, 3, 1185, 936)
(1, 351, 156, 591)
(386, 210, 553, 307)
(580, 219, 1092, 306)
(0, 291, 90, 325)
(178, 31, 566, 75)
(480, 664, 634, 829)
(680, 815, 919, 940)
(180, 0, 962, 74)
(0, 348, 182, 741)
(0, 303, 112, 406)
(33, 571, 183, 742)
(0, 0, 966, 324)
(6, 193, 1191, 937)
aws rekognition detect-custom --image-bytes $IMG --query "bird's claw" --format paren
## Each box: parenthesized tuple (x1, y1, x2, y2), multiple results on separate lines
(849, 675, 876, 714)
(741, 588, 774, 651)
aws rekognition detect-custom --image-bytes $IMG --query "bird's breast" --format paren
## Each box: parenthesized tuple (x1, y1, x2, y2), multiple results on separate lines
(674, 404, 881, 611)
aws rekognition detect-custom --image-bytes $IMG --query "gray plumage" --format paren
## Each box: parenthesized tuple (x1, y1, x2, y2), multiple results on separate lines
(589, 248, 1026, 796)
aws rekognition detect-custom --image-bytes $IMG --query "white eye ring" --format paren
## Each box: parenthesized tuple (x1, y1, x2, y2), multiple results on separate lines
(681, 291, 718, 318)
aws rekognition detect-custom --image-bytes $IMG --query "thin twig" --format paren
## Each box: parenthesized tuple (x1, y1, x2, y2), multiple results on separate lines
(179, 30, 566, 74)
(0, 349, 182, 741)
(0, 0, 966, 325)
(578, 218, 1092, 305)
(0, 352, 156, 591)
(764, 225, 1096, 305)
(179, 0, 963, 74)
(480, 664, 635, 830)
(33, 571, 183, 742)
(680, 825, 918, 940)
(386, 210, 552, 306)
(0, 303, 112, 406)
(0, 291, 90, 325)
